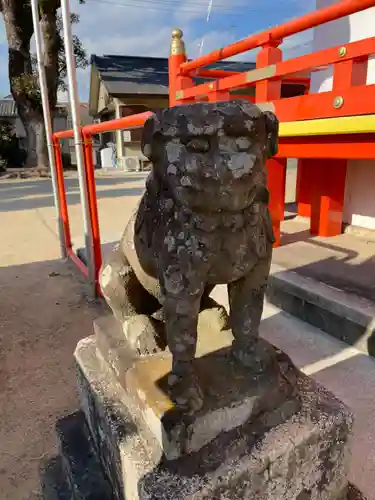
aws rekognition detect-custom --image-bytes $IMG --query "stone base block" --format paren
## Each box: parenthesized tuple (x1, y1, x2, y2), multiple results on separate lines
(75, 335, 353, 500)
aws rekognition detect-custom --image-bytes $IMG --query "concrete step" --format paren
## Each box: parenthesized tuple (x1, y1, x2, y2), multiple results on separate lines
(266, 263, 375, 357)
(257, 301, 375, 500)
(211, 284, 375, 498)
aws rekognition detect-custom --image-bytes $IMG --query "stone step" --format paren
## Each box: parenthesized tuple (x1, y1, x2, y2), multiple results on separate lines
(265, 263, 375, 357)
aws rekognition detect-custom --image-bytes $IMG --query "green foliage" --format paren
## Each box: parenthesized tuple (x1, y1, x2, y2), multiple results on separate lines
(0, 121, 27, 168)
(11, 71, 42, 109)
(25, 7, 88, 104)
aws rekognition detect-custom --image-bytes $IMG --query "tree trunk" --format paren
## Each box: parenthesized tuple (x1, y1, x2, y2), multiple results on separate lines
(1, 0, 48, 170)
(41, 3, 60, 111)
(24, 119, 48, 172)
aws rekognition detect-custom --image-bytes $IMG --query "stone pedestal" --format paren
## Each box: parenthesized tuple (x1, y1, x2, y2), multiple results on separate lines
(73, 315, 354, 500)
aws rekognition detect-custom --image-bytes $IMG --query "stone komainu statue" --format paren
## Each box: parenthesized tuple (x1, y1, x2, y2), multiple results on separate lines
(100, 100, 279, 411)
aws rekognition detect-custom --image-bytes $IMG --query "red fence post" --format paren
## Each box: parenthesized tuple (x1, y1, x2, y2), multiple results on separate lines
(169, 29, 194, 107)
(82, 132, 102, 292)
(302, 46, 368, 237)
(296, 159, 313, 218)
(207, 90, 230, 102)
(310, 159, 348, 237)
(52, 137, 72, 251)
(256, 42, 286, 246)
(267, 158, 287, 246)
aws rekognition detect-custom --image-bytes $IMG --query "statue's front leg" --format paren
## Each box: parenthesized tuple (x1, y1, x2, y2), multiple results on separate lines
(160, 260, 205, 413)
(228, 258, 272, 372)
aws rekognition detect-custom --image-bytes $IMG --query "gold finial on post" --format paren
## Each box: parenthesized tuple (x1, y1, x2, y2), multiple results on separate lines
(170, 28, 186, 56)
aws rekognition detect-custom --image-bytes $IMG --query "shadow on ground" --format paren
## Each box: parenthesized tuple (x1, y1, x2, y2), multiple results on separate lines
(0, 174, 146, 212)
(0, 257, 108, 500)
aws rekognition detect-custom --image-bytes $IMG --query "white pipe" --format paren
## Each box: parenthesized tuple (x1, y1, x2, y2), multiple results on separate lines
(61, 0, 95, 291)
(30, 0, 67, 259)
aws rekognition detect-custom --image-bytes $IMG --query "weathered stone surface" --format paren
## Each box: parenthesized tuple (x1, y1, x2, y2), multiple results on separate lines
(94, 314, 299, 460)
(94, 312, 233, 381)
(75, 336, 353, 500)
(99, 100, 280, 410)
(121, 341, 300, 460)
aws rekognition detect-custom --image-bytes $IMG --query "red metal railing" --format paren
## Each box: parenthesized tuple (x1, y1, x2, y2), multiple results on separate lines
(178, 37, 375, 121)
(52, 0, 375, 290)
(169, 0, 375, 245)
(180, 0, 375, 74)
(52, 112, 151, 291)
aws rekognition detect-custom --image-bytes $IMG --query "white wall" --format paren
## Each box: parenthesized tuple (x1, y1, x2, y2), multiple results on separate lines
(311, 0, 375, 230)
(311, 0, 375, 92)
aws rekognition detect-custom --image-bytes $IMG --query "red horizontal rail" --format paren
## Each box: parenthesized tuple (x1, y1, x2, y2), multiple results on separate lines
(83, 111, 152, 135)
(194, 69, 241, 79)
(278, 133, 375, 159)
(54, 129, 74, 139)
(275, 37, 375, 80)
(181, 0, 375, 74)
(194, 68, 310, 86)
(273, 84, 375, 121)
(178, 37, 375, 102)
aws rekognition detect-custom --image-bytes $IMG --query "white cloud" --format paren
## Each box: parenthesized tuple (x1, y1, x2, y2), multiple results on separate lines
(68, 0, 253, 97)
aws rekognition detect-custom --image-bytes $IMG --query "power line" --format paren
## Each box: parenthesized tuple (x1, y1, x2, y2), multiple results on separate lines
(84, 0, 303, 16)
(85, 0, 246, 14)
(117, 0, 242, 10)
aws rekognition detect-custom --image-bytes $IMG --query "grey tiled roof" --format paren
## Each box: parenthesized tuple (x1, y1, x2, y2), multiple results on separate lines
(91, 55, 256, 96)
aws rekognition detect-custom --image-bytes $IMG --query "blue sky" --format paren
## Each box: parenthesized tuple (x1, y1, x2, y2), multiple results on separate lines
(0, 0, 317, 101)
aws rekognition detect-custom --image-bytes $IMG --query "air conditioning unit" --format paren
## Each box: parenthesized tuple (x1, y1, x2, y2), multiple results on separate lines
(119, 156, 142, 172)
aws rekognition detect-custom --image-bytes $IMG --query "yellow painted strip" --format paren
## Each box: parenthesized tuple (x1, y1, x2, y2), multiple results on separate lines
(245, 65, 277, 84)
(279, 115, 375, 137)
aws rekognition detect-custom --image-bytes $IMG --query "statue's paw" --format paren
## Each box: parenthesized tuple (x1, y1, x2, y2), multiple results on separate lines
(231, 338, 276, 374)
(198, 305, 229, 333)
(167, 373, 204, 414)
(123, 314, 166, 356)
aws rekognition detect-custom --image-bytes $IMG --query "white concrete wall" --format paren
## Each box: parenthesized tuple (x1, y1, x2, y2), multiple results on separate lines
(344, 160, 375, 228)
(311, 0, 375, 229)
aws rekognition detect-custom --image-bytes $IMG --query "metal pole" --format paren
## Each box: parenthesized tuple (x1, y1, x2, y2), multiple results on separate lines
(60, 0, 95, 293)
(30, 0, 66, 259)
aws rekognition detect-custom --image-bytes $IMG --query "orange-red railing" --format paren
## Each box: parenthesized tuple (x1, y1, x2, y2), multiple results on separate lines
(52, 112, 151, 292)
(169, 0, 375, 245)
(178, 37, 375, 121)
(52, 0, 375, 292)
(180, 0, 375, 74)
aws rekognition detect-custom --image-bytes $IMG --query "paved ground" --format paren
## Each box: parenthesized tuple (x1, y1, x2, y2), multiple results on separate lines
(0, 168, 374, 499)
